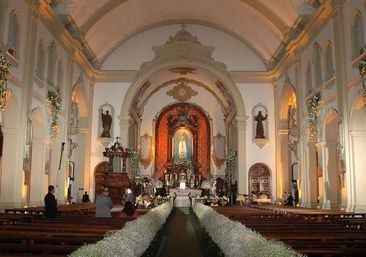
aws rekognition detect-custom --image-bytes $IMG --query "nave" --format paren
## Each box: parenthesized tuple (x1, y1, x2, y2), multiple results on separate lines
(1, 201, 366, 257)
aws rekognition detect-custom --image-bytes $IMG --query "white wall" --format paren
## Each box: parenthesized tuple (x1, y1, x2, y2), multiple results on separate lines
(238, 83, 276, 199)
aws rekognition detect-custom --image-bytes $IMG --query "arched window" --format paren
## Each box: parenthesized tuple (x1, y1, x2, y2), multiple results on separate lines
(47, 41, 57, 86)
(352, 11, 364, 58)
(7, 10, 18, 58)
(313, 43, 323, 88)
(325, 41, 335, 81)
(56, 60, 63, 89)
(306, 61, 313, 96)
(36, 40, 45, 80)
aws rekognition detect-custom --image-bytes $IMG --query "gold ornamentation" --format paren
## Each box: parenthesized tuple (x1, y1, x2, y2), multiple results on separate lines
(0, 53, 11, 111)
(167, 80, 198, 102)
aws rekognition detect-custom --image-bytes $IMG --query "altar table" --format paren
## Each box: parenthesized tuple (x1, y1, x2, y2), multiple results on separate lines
(169, 188, 201, 207)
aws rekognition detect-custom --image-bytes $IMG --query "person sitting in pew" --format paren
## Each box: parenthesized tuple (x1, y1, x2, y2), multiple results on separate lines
(82, 191, 90, 203)
(121, 201, 138, 219)
(44, 185, 57, 218)
(95, 187, 113, 218)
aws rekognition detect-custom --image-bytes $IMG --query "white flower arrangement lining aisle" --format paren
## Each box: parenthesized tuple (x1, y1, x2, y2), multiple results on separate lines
(69, 201, 173, 257)
(193, 203, 306, 257)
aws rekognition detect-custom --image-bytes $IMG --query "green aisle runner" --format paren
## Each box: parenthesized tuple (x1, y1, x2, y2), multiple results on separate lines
(158, 208, 203, 257)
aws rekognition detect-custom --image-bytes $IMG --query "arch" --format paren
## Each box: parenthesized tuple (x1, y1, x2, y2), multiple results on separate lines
(120, 61, 246, 121)
(71, 77, 89, 118)
(248, 163, 271, 199)
(0, 91, 20, 203)
(351, 10, 364, 59)
(277, 79, 298, 201)
(28, 106, 48, 205)
(349, 96, 366, 210)
(322, 108, 343, 208)
(154, 103, 211, 179)
(134, 77, 231, 118)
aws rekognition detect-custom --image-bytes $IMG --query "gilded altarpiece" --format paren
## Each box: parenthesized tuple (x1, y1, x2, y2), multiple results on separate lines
(155, 103, 210, 178)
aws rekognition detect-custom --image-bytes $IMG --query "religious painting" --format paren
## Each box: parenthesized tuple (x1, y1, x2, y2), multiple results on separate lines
(172, 128, 193, 164)
(140, 134, 152, 168)
(252, 104, 269, 148)
(213, 133, 225, 168)
(98, 103, 114, 138)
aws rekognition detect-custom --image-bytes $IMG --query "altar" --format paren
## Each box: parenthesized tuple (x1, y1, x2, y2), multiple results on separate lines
(170, 188, 201, 207)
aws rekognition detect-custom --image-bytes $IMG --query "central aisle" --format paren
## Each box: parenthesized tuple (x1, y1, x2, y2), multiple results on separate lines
(159, 208, 203, 257)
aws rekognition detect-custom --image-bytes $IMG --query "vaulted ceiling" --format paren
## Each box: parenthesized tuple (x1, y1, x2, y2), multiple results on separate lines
(56, 0, 319, 67)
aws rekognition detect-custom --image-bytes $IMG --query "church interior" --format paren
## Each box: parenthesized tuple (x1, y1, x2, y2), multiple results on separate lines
(1, 0, 366, 257)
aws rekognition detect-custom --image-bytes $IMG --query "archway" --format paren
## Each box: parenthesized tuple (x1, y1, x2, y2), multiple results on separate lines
(322, 109, 343, 209)
(349, 97, 366, 211)
(119, 30, 248, 193)
(29, 107, 48, 205)
(277, 82, 298, 201)
(154, 103, 210, 179)
(67, 79, 90, 202)
(0, 92, 22, 205)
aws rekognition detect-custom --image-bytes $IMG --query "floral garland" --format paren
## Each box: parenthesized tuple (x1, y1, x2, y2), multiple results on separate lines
(0, 54, 11, 111)
(69, 201, 173, 257)
(193, 203, 304, 257)
(47, 88, 62, 135)
(306, 92, 321, 142)
(225, 149, 237, 183)
(127, 149, 140, 178)
(358, 47, 366, 101)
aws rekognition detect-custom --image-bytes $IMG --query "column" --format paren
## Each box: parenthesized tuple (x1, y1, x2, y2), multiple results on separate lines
(315, 141, 330, 208)
(332, 0, 354, 210)
(120, 116, 130, 148)
(236, 116, 247, 195)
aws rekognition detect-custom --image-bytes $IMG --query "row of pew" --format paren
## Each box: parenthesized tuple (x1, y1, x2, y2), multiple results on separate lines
(216, 205, 366, 257)
(0, 204, 147, 256)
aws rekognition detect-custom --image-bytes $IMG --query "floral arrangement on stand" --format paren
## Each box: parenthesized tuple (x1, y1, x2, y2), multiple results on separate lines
(47, 88, 62, 136)
(358, 47, 366, 102)
(69, 201, 173, 257)
(0, 53, 11, 111)
(306, 92, 321, 142)
(128, 149, 140, 178)
(193, 203, 305, 257)
(225, 149, 237, 183)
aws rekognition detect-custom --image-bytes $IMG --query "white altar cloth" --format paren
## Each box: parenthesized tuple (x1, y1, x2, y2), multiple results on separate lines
(169, 188, 201, 207)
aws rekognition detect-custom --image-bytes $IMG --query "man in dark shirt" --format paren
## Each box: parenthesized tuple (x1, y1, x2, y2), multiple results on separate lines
(44, 185, 57, 218)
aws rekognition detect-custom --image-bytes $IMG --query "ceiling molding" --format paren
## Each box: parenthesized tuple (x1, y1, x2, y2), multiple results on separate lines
(94, 70, 275, 83)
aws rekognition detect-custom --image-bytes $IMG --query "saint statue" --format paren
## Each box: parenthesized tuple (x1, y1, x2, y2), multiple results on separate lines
(254, 110, 268, 139)
(178, 133, 187, 160)
(101, 110, 112, 138)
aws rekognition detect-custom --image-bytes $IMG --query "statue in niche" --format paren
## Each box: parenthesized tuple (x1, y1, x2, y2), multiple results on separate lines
(101, 110, 112, 138)
(254, 110, 268, 139)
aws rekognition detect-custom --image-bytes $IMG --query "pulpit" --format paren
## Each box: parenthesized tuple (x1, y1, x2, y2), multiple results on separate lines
(94, 138, 134, 204)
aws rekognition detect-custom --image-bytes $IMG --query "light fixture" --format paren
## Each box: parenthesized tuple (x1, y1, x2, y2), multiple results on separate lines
(0, 53, 11, 111)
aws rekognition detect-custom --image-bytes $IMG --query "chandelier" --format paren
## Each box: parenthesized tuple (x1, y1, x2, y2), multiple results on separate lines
(0, 53, 11, 111)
